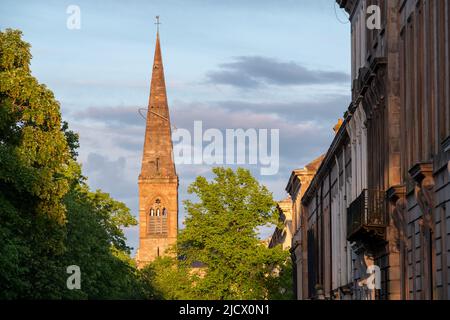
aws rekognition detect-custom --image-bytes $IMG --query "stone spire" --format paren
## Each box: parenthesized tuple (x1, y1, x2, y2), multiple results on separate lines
(136, 25, 179, 268)
(140, 30, 176, 178)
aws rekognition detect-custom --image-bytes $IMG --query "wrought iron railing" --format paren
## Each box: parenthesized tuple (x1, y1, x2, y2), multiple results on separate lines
(347, 189, 387, 241)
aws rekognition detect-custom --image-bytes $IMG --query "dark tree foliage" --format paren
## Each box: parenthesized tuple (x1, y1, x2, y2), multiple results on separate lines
(0, 29, 154, 299)
(0, 29, 292, 300)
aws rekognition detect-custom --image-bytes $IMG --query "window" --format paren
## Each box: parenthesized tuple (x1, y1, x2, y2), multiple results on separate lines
(148, 198, 168, 236)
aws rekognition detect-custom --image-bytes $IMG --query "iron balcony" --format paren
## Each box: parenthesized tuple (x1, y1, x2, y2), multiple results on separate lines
(347, 189, 387, 247)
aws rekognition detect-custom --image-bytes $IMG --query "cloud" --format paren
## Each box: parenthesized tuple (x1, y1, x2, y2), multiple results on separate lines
(83, 153, 137, 199)
(69, 96, 347, 253)
(206, 56, 350, 89)
(75, 106, 144, 127)
(213, 95, 350, 122)
(70, 96, 346, 160)
(72, 103, 336, 174)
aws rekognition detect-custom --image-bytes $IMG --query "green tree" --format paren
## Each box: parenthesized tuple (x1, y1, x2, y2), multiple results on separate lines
(177, 167, 290, 300)
(265, 259, 294, 300)
(61, 184, 145, 299)
(140, 256, 195, 300)
(0, 28, 153, 299)
(0, 28, 74, 298)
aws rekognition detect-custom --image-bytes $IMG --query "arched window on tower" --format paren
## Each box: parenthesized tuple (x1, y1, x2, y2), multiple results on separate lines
(148, 198, 168, 237)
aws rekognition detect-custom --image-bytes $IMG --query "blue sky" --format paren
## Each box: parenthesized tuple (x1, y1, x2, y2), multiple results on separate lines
(1, 0, 351, 254)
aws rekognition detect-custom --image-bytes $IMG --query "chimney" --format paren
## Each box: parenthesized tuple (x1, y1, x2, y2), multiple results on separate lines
(333, 118, 343, 134)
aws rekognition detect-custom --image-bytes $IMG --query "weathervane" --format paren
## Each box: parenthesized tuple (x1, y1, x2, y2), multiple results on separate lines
(155, 15, 161, 33)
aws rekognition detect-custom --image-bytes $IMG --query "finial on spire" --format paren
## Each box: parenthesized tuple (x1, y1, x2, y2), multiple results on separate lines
(155, 15, 161, 33)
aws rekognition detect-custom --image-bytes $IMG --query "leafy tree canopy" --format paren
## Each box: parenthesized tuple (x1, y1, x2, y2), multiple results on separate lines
(0, 29, 291, 300)
(0, 28, 153, 299)
(143, 167, 292, 300)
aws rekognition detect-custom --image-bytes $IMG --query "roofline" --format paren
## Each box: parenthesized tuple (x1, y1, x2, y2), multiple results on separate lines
(301, 110, 352, 205)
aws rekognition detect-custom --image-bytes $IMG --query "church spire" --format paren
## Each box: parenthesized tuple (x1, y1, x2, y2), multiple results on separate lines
(140, 20, 176, 178)
(137, 21, 178, 268)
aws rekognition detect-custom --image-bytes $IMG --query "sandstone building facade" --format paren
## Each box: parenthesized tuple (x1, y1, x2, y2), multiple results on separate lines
(288, 0, 450, 299)
(285, 155, 324, 299)
(268, 197, 294, 252)
(136, 31, 178, 268)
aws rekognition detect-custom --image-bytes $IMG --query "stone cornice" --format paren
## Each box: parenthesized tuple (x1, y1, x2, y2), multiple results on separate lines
(336, 0, 359, 18)
(354, 57, 387, 105)
(408, 162, 433, 185)
(286, 166, 320, 199)
(386, 185, 406, 205)
(138, 175, 179, 184)
(286, 171, 303, 199)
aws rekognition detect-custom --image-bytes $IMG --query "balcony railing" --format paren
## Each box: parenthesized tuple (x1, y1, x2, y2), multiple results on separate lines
(347, 189, 387, 245)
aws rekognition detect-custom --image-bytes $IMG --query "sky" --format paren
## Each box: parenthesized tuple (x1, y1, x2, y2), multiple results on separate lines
(0, 0, 351, 254)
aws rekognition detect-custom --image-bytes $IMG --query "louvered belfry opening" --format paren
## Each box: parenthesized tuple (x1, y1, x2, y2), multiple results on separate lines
(148, 198, 168, 237)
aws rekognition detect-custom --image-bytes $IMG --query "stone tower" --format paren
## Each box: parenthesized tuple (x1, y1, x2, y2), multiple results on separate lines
(136, 29, 178, 268)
